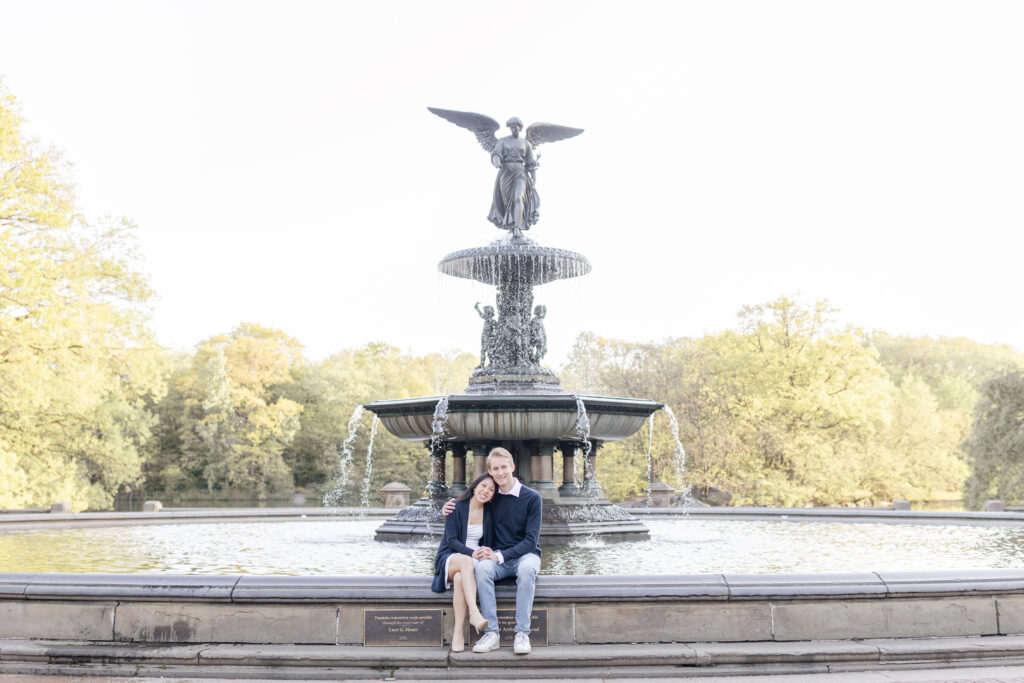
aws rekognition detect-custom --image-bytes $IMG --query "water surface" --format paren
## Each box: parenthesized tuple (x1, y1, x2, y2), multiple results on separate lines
(2, 519, 1022, 575)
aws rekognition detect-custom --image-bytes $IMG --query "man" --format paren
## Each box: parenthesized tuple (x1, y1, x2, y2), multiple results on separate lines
(443, 446, 541, 654)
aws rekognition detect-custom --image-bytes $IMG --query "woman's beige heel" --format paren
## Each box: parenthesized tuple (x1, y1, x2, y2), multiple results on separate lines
(470, 615, 488, 634)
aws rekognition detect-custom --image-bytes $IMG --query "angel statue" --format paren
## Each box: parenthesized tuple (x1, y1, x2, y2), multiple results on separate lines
(428, 107, 583, 238)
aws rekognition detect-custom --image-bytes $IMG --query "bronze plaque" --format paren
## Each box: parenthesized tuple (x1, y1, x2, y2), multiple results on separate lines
(364, 609, 443, 646)
(468, 609, 547, 646)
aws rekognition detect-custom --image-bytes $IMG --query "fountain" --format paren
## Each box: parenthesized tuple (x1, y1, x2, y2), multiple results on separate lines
(8, 107, 1024, 679)
(366, 108, 661, 542)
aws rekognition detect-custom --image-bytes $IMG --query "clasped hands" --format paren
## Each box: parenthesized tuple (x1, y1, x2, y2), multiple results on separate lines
(441, 497, 496, 561)
(472, 546, 497, 561)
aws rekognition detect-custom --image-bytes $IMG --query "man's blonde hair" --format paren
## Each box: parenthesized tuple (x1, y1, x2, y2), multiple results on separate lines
(486, 446, 514, 468)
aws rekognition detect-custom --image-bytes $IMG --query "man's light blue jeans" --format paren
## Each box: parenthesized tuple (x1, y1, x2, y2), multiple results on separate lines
(475, 553, 541, 634)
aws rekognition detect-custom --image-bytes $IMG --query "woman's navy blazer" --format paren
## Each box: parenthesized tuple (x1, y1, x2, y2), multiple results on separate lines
(431, 498, 492, 592)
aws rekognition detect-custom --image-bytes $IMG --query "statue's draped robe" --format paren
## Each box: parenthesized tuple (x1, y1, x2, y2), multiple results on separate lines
(488, 137, 540, 231)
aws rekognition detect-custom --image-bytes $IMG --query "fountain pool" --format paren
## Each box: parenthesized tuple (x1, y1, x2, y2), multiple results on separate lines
(5, 517, 1024, 576)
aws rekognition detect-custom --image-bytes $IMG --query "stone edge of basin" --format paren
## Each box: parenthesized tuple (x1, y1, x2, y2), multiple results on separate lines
(363, 394, 664, 415)
(7, 506, 1024, 530)
(0, 507, 393, 528)
(631, 506, 1024, 525)
(3, 570, 1024, 602)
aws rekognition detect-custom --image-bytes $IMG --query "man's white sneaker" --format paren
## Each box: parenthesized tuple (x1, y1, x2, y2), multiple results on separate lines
(513, 631, 532, 654)
(472, 631, 500, 653)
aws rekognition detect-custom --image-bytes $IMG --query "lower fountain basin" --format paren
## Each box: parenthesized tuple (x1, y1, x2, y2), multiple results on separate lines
(364, 394, 663, 443)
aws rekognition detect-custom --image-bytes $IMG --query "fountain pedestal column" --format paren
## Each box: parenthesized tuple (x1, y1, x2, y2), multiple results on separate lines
(470, 442, 487, 479)
(531, 440, 558, 500)
(558, 440, 580, 497)
(450, 443, 467, 496)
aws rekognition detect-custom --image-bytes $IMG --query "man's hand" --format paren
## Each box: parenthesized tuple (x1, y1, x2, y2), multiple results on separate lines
(441, 498, 456, 516)
(473, 546, 495, 561)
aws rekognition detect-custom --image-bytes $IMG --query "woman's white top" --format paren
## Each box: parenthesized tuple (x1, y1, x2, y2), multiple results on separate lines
(465, 523, 483, 550)
(443, 520, 485, 589)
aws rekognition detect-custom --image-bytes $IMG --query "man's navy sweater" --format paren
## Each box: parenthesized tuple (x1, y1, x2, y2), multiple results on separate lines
(490, 481, 542, 562)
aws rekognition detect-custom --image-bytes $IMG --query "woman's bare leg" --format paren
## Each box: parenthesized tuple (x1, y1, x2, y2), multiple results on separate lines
(451, 572, 466, 651)
(450, 554, 486, 630)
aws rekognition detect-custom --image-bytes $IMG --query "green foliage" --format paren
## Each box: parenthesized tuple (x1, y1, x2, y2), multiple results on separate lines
(963, 372, 1024, 508)
(164, 325, 305, 498)
(283, 345, 477, 505)
(563, 296, 1012, 507)
(0, 79, 164, 511)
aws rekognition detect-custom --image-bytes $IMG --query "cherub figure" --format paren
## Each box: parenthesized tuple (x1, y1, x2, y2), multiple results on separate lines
(503, 312, 526, 367)
(428, 107, 583, 239)
(529, 305, 547, 365)
(474, 302, 497, 369)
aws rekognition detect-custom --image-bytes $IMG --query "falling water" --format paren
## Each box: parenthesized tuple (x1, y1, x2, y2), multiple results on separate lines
(660, 405, 693, 508)
(573, 396, 595, 495)
(646, 414, 655, 507)
(438, 242, 591, 286)
(423, 396, 451, 520)
(430, 396, 450, 452)
(324, 405, 364, 507)
(359, 415, 381, 511)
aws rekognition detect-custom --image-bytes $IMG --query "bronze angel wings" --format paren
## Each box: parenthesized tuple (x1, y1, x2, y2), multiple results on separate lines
(427, 107, 584, 152)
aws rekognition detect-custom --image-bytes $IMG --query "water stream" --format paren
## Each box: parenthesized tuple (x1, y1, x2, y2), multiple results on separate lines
(660, 405, 693, 507)
(573, 396, 595, 496)
(429, 396, 450, 452)
(323, 405, 364, 507)
(646, 415, 655, 507)
(359, 415, 381, 511)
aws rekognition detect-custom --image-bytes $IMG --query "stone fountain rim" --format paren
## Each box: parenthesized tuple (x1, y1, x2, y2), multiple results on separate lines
(363, 393, 664, 417)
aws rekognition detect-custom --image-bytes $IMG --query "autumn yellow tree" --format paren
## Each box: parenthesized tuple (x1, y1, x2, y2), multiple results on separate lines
(284, 344, 477, 504)
(0, 79, 164, 510)
(171, 325, 305, 498)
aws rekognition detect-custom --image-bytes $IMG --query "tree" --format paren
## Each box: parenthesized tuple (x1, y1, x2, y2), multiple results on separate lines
(726, 298, 892, 505)
(283, 344, 477, 505)
(175, 325, 304, 497)
(0, 79, 164, 510)
(560, 297, 918, 506)
(963, 372, 1024, 508)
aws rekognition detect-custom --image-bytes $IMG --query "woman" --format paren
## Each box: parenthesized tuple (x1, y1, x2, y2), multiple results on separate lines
(432, 473, 495, 651)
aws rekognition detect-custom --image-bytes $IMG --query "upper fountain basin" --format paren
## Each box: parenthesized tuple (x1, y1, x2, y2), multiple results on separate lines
(364, 394, 663, 443)
(438, 239, 591, 286)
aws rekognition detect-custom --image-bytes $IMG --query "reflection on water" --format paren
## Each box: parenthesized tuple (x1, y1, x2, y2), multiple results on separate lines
(3, 519, 1024, 575)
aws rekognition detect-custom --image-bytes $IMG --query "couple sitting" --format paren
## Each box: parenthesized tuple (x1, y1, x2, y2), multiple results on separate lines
(431, 446, 542, 654)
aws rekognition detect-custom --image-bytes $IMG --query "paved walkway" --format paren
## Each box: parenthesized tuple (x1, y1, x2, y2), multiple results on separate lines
(5, 666, 1024, 682)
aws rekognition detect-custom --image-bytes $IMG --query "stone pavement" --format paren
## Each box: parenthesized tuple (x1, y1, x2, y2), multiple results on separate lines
(4, 665, 1024, 682)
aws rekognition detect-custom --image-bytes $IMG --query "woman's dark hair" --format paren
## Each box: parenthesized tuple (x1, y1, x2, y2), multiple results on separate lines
(456, 473, 496, 502)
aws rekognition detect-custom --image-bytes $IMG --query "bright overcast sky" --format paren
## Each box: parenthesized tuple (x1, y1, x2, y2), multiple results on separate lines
(3, 0, 1023, 364)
